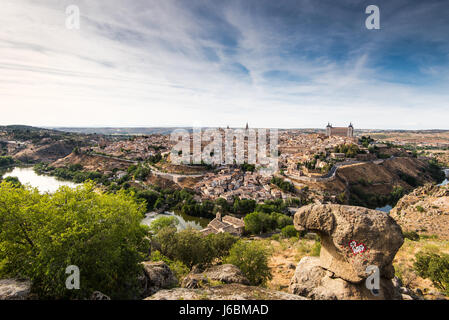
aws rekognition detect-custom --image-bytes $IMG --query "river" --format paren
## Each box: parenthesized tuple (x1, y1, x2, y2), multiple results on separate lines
(2, 167, 80, 193)
(375, 168, 449, 213)
(141, 211, 209, 230)
(438, 168, 449, 187)
(2, 167, 210, 229)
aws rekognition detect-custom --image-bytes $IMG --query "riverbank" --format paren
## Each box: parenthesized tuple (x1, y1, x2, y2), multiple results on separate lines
(2, 167, 79, 193)
(141, 211, 209, 230)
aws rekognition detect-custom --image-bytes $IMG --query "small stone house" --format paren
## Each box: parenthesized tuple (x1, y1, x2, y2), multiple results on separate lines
(200, 212, 245, 237)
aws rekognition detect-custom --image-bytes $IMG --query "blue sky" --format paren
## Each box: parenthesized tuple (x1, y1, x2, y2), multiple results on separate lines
(1, 0, 449, 129)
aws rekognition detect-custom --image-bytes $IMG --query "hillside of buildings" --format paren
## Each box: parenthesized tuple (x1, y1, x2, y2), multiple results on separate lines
(1, 125, 449, 300)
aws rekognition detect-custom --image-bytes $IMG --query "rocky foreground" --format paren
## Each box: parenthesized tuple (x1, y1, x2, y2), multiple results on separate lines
(288, 204, 413, 300)
(390, 184, 449, 240)
(1, 204, 428, 300)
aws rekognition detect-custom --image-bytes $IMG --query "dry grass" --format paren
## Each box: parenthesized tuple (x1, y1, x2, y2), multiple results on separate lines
(263, 236, 449, 299)
(262, 238, 318, 292)
(394, 237, 449, 299)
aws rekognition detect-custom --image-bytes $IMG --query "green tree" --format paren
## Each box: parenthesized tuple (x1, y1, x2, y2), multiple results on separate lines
(154, 228, 237, 268)
(149, 216, 179, 235)
(281, 225, 299, 238)
(154, 228, 209, 268)
(204, 232, 238, 261)
(225, 240, 272, 286)
(244, 211, 270, 234)
(414, 251, 449, 294)
(0, 182, 150, 299)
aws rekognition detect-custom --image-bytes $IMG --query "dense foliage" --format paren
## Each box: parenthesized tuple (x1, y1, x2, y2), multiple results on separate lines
(34, 163, 110, 185)
(0, 156, 15, 167)
(270, 176, 295, 193)
(0, 182, 150, 299)
(333, 144, 363, 158)
(152, 225, 238, 268)
(244, 211, 293, 235)
(281, 225, 300, 238)
(359, 136, 375, 148)
(225, 240, 272, 286)
(414, 251, 449, 295)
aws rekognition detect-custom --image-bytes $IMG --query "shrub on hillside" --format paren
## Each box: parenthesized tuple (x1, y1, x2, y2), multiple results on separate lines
(153, 227, 238, 268)
(0, 182, 150, 299)
(149, 250, 189, 283)
(244, 211, 293, 235)
(225, 240, 272, 286)
(414, 251, 449, 295)
(149, 216, 179, 235)
(281, 225, 299, 238)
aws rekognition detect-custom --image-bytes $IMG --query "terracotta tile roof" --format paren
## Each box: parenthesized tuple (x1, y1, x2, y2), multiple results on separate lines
(222, 215, 245, 228)
(208, 218, 228, 231)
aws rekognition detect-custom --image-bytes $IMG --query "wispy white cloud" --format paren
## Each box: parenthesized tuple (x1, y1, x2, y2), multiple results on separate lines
(1, 0, 449, 129)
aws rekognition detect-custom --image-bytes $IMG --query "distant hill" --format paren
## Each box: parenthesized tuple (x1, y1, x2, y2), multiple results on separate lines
(49, 127, 194, 135)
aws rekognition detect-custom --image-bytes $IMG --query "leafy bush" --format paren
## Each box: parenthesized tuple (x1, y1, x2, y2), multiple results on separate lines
(149, 216, 179, 235)
(135, 190, 159, 211)
(2, 176, 21, 187)
(240, 163, 255, 172)
(225, 240, 272, 286)
(244, 211, 293, 235)
(281, 225, 299, 238)
(233, 198, 257, 214)
(0, 182, 150, 299)
(270, 177, 295, 193)
(0, 156, 15, 167)
(414, 251, 449, 295)
(154, 228, 237, 268)
(149, 250, 189, 283)
(333, 144, 363, 158)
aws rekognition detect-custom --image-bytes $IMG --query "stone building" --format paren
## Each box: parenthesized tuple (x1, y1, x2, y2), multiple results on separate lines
(200, 212, 245, 236)
(326, 123, 354, 138)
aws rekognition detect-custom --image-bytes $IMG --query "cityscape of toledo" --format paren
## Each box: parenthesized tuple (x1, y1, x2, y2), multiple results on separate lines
(1, 0, 449, 309)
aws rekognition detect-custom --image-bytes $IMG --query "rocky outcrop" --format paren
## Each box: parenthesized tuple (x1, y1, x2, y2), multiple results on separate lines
(289, 257, 401, 300)
(147, 283, 308, 300)
(13, 141, 75, 163)
(182, 264, 250, 289)
(0, 279, 31, 300)
(290, 204, 405, 300)
(141, 261, 178, 296)
(293, 204, 403, 282)
(390, 184, 449, 239)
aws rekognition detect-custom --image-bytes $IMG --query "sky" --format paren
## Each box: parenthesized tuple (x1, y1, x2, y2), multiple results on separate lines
(1, 0, 449, 129)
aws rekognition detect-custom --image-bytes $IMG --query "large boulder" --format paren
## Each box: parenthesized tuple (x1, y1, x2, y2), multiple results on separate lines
(202, 264, 250, 285)
(0, 279, 31, 300)
(181, 264, 249, 289)
(141, 261, 178, 296)
(90, 291, 111, 300)
(146, 283, 308, 300)
(294, 204, 404, 282)
(289, 257, 402, 300)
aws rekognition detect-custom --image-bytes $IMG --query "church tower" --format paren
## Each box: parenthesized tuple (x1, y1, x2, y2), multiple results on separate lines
(326, 122, 332, 136)
(348, 123, 354, 138)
